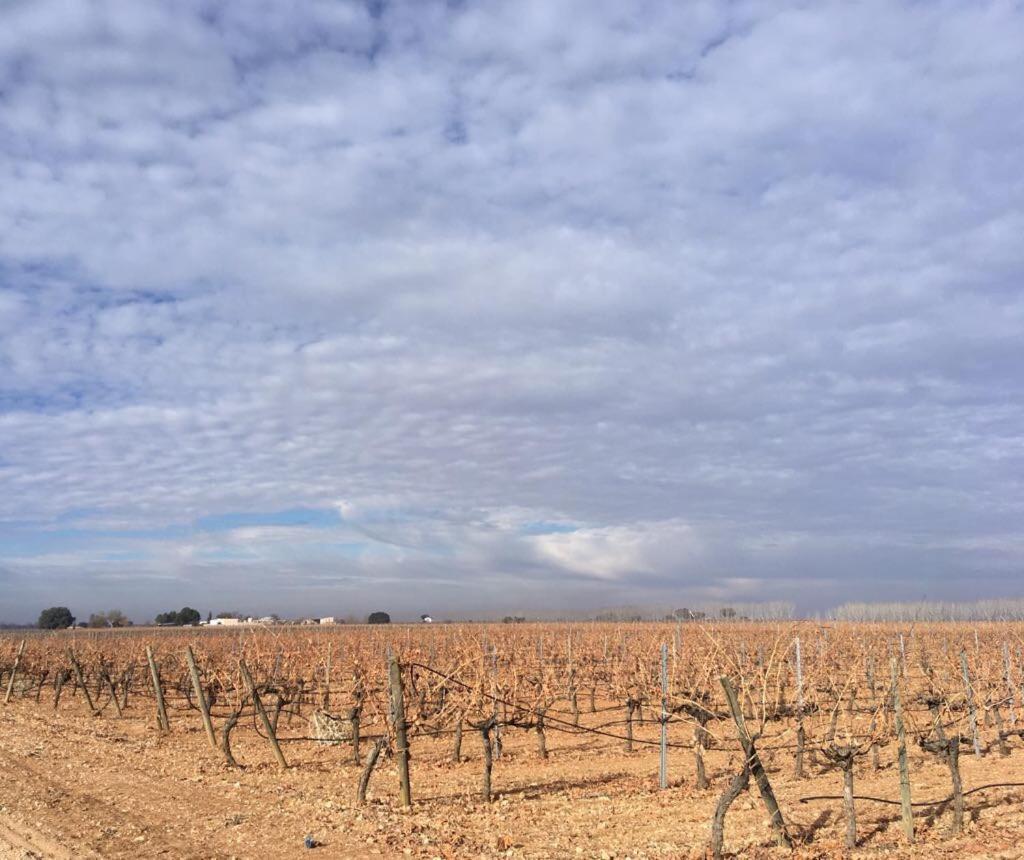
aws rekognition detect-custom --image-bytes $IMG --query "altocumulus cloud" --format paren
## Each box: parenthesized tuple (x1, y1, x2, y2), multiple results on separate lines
(1, 0, 1023, 620)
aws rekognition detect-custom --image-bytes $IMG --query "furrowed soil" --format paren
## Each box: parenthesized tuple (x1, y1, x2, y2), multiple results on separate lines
(3, 698, 1024, 859)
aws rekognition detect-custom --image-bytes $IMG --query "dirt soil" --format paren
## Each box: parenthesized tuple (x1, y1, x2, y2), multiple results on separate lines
(3, 699, 1024, 859)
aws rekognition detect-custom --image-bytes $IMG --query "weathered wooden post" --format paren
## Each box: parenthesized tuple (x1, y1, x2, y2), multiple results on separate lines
(145, 646, 170, 732)
(3, 639, 26, 704)
(388, 655, 412, 806)
(102, 668, 123, 718)
(185, 646, 218, 749)
(53, 668, 68, 710)
(239, 658, 288, 769)
(67, 648, 97, 715)
(720, 676, 791, 849)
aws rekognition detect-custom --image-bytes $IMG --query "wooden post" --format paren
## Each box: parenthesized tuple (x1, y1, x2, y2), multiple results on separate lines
(388, 656, 412, 806)
(53, 669, 67, 710)
(67, 648, 97, 715)
(3, 639, 25, 704)
(185, 646, 218, 749)
(145, 646, 170, 732)
(120, 662, 134, 711)
(239, 659, 288, 769)
(103, 669, 123, 718)
(890, 658, 914, 843)
(720, 676, 791, 849)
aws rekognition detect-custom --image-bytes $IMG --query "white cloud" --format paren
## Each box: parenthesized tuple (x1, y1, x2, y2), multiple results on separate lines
(1, 0, 1023, 618)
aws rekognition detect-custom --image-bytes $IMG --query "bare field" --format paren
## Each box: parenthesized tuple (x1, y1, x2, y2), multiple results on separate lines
(3, 622, 1024, 858)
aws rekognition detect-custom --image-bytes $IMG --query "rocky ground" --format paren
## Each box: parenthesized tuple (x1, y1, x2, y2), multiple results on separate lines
(3, 697, 1024, 858)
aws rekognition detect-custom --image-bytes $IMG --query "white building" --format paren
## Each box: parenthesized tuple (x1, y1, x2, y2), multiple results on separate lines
(209, 617, 241, 626)
(319, 617, 336, 625)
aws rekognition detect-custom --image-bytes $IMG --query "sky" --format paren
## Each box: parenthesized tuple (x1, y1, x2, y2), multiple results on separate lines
(1, 0, 1023, 622)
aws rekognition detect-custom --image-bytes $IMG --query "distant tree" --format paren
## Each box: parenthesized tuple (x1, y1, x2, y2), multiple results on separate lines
(720, 607, 736, 619)
(89, 609, 130, 628)
(38, 607, 75, 629)
(177, 607, 201, 626)
(367, 611, 391, 625)
(207, 611, 212, 623)
(154, 607, 201, 626)
(106, 609, 130, 627)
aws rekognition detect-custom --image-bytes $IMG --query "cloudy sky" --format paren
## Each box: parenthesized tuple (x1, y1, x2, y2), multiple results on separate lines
(1, 0, 1023, 622)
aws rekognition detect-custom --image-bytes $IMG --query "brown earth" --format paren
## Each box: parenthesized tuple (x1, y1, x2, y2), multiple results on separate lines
(3, 698, 1024, 859)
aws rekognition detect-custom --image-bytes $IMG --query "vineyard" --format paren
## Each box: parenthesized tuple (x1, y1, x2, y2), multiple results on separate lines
(3, 622, 1024, 858)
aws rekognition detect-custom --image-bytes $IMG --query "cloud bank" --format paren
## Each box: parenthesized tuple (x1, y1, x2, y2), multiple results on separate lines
(1, 0, 1023, 620)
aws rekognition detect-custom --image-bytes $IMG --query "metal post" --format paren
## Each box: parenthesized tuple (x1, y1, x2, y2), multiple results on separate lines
(890, 658, 914, 843)
(959, 650, 982, 758)
(794, 636, 805, 777)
